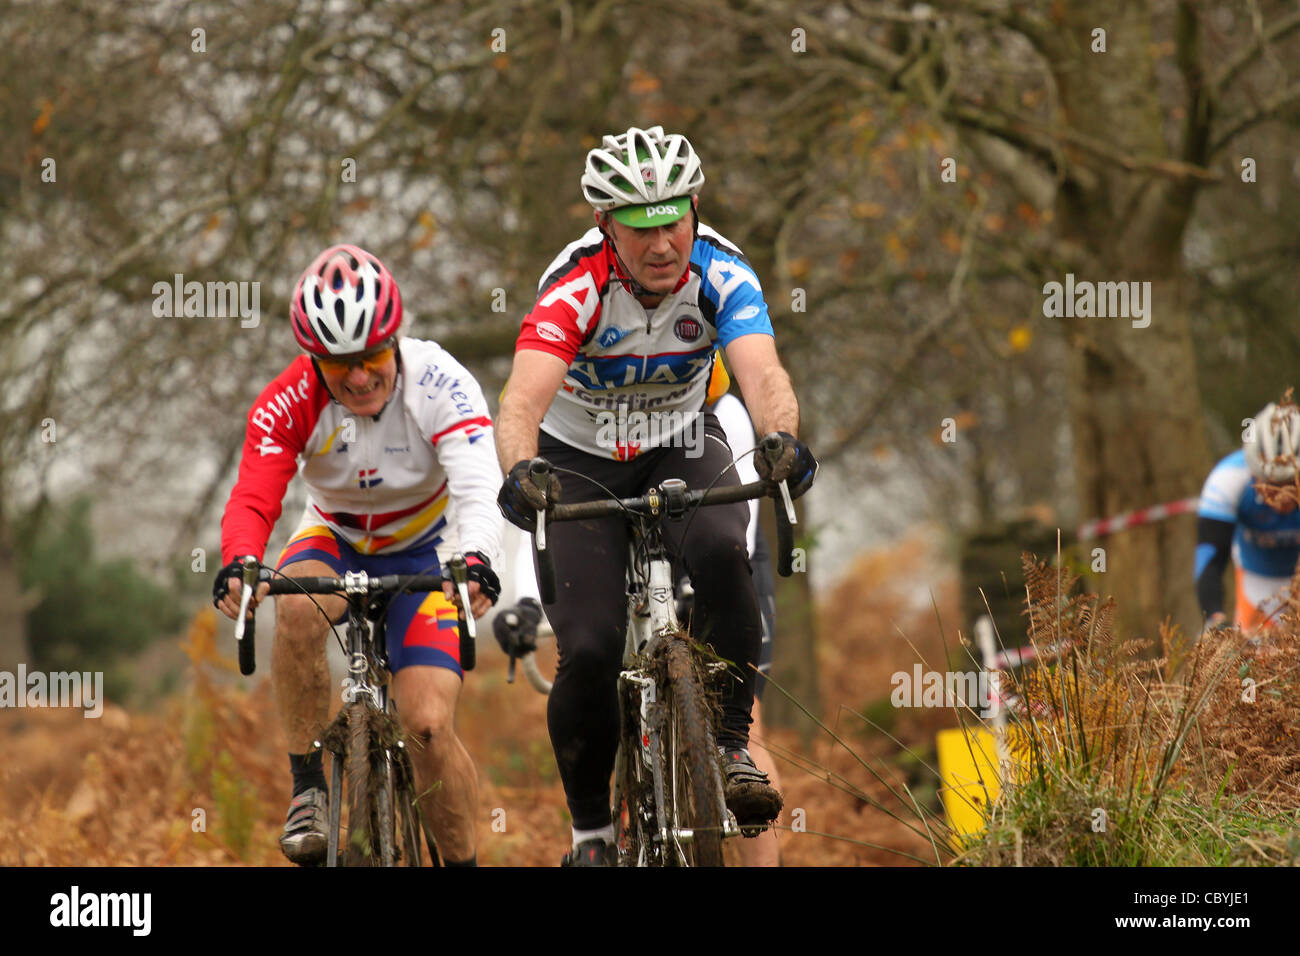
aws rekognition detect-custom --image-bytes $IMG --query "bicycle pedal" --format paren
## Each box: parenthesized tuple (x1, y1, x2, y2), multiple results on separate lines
(722, 810, 742, 839)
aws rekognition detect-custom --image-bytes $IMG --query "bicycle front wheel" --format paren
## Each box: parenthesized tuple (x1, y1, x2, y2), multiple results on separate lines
(344, 699, 379, 865)
(663, 637, 726, 867)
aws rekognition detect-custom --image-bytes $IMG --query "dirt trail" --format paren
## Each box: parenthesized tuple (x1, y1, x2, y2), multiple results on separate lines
(0, 533, 959, 866)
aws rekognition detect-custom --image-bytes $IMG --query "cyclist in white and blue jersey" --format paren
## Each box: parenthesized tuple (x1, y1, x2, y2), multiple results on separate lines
(1196, 401, 1300, 632)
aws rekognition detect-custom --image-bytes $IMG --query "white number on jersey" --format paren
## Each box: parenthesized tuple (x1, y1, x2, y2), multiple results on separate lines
(539, 272, 600, 334)
(706, 260, 761, 312)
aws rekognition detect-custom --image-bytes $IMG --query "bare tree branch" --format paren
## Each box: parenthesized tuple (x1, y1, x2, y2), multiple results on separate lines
(1210, 81, 1300, 157)
(1210, 8, 1300, 99)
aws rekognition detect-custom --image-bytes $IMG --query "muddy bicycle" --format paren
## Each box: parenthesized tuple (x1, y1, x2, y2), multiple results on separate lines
(511, 435, 799, 866)
(230, 555, 479, 866)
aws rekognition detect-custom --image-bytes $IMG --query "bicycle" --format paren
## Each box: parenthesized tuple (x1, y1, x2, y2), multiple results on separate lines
(230, 555, 479, 867)
(509, 434, 800, 866)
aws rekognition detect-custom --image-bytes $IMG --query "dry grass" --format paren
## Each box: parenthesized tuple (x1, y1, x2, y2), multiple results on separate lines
(965, 555, 1300, 866)
(1, 533, 960, 866)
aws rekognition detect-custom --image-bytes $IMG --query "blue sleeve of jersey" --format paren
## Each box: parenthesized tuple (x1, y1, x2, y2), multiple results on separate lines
(1194, 541, 1221, 580)
(1197, 450, 1248, 523)
(693, 241, 775, 348)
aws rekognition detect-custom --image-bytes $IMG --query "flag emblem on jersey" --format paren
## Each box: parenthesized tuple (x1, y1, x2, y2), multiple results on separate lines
(430, 415, 492, 447)
(358, 468, 383, 489)
(613, 439, 642, 461)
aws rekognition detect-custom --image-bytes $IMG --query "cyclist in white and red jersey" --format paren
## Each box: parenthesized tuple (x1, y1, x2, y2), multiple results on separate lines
(493, 358, 787, 866)
(494, 126, 817, 865)
(213, 244, 502, 866)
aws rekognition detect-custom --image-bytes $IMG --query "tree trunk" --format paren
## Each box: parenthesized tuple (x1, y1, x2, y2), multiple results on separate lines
(1046, 2, 1211, 641)
(0, 512, 34, 672)
(758, 500, 822, 744)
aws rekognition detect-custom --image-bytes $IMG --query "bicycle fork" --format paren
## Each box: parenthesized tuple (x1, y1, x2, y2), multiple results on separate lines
(620, 671, 681, 854)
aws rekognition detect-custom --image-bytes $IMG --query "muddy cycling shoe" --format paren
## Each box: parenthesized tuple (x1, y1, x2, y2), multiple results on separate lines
(720, 747, 782, 833)
(561, 838, 616, 867)
(279, 787, 329, 865)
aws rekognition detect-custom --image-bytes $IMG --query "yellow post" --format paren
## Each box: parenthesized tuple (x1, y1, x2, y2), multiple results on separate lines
(936, 727, 1002, 836)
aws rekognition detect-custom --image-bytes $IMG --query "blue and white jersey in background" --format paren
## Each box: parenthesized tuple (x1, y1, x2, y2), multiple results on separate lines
(1197, 449, 1300, 609)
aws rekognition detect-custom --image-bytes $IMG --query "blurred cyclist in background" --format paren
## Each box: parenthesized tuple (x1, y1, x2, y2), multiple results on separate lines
(1196, 398, 1300, 637)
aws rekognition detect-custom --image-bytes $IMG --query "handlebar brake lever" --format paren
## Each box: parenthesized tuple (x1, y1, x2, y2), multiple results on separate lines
(758, 435, 798, 525)
(234, 556, 260, 644)
(528, 458, 551, 552)
(777, 480, 797, 525)
(447, 554, 476, 640)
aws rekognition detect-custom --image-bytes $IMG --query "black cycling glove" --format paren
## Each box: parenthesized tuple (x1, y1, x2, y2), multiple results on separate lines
(755, 432, 819, 499)
(463, 551, 502, 605)
(212, 557, 250, 607)
(497, 459, 561, 532)
(492, 597, 543, 656)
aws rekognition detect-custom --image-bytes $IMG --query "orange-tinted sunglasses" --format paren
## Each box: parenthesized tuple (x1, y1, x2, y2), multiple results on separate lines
(316, 344, 395, 375)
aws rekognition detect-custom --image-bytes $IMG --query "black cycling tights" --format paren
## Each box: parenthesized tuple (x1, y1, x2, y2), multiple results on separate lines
(537, 415, 763, 830)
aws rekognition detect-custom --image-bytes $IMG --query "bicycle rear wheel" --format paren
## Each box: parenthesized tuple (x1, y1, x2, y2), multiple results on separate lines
(663, 637, 726, 867)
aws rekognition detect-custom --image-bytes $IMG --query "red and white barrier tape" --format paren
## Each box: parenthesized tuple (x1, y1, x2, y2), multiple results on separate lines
(990, 640, 1070, 671)
(1076, 496, 1200, 542)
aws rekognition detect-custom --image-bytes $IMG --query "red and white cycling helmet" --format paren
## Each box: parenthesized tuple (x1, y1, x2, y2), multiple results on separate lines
(290, 244, 402, 356)
(1245, 401, 1300, 483)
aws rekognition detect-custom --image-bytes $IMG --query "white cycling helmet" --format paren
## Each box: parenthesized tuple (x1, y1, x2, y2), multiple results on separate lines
(1245, 401, 1300, 483)
(581, 126, 705, 227)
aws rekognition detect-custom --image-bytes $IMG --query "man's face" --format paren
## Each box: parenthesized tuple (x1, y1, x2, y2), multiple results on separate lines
(315, 341, 398, 418)
(601, 205, 694, 299)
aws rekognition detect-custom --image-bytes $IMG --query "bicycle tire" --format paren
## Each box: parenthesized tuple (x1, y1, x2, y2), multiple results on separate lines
(345, 699, 378, 865)
(375, 744, 397, 866)
(663, 637, 726, 867)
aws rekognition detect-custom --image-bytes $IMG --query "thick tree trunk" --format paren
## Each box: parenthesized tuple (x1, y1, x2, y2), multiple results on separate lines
(1063, 286, 1207, 640)
(1045, 2, 1211, 640)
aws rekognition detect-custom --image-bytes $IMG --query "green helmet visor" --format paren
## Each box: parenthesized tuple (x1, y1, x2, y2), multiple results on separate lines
(610, 196, 692, 228)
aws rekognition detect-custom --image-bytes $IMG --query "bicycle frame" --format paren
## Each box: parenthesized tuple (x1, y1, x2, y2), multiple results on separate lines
(339, 571, 392, 711)
(232, 561, 475, 867)
(521, 443, 799, 866)
(326, 576, 400, 867)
